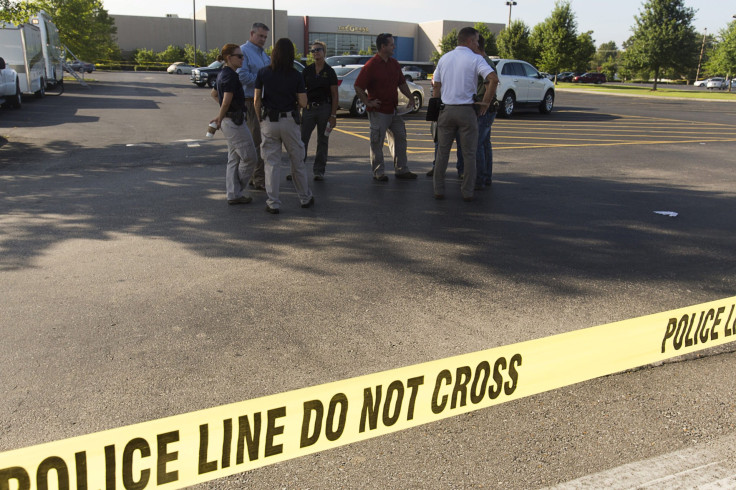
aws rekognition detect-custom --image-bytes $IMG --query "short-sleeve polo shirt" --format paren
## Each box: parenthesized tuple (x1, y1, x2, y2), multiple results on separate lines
(354, 55, 404, 115)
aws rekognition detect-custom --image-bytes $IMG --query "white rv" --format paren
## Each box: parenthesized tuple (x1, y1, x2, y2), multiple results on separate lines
(0, 22, 46, 96)
(30, 10, 64, 89)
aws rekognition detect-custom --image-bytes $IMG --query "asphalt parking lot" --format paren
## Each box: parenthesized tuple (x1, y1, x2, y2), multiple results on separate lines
(2, 72, 736, 488)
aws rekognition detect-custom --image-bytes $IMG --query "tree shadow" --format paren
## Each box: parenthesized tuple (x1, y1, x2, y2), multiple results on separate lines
(1, 139, 734, 299)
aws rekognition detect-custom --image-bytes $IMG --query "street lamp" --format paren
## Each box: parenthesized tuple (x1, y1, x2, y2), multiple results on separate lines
(506, 1, 517, 27)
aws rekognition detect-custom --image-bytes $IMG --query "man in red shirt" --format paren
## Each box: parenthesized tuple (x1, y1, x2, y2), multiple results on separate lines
(354, 33, 417, 181)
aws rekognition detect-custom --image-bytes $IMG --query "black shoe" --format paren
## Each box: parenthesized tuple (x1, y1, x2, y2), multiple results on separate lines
(395, 171, 417, 180)
(434, 194, 445, 200)
(265, 205, 280, 214)
(314, 174, 324, 181)
(458, 173, 464, 180)
(301, 196, 315, 208)
(286, 174, 293, 181)
(463, 196, 474, 202)
(426, 168, 434, 177)
(373, 175, 389, 182)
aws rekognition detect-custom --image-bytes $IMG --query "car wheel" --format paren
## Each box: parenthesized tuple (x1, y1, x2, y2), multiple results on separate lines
(176, 69, 182, 74)
(207, 79, 215, 88)
(499, 91, 515, 118)
(350, 96, 367, 117)
(35, 79, 45, 98)
(539, 89, 554, 114)
(196, 82, 206, 87)
(404, 74, 413, 82)
(10, 80, 21, 109)
(411, 92, 422, 113)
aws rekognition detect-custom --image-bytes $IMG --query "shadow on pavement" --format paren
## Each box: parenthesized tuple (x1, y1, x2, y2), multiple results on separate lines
(1, 139, 733, 299)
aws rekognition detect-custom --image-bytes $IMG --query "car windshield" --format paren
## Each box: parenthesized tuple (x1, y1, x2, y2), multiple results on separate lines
(334, 67, 360, 77)
(208, 61, 223, 69)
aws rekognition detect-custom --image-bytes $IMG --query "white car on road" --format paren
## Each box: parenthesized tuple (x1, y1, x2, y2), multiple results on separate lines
(492, 59, 555, 117)
(706, 77, 727, 90)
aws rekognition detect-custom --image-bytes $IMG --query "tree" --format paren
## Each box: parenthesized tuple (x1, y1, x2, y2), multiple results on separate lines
(431, 29, 457, 65)
(573, 31, 596, 72)
(497, 20, 535, 61)
(1, 0, 118, 61)
(0, 0, 41, 24)
(593, 41, 620, 81)
(184, 44, 207, 66)
(158, 45, 186, 64)
(705, 21, 736, 91)
(474, 22, 497, 56)
(530, 1, 580, 82)
(623, 0, 698, 90)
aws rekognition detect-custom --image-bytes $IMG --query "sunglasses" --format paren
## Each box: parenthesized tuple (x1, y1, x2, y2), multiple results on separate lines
(230, 53, 244, 58)
(309, 48, 323, 53)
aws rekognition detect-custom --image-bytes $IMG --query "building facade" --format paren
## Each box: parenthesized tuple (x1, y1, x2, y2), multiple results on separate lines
(112, 7, 504, 62)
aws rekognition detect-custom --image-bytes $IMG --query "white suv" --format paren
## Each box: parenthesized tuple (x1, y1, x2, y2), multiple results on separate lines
(491, 59, 555, 118)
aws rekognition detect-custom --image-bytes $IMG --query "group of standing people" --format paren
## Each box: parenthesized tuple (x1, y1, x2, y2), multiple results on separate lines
(210, 25, 499, 213)
(211, 22, 336, 214)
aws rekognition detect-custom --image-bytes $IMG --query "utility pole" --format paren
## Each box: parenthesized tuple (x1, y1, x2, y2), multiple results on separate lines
(192, 0, 197, 66)
(506, 1, 517, 27)
(271, 0, 275, 49)
(695, 28, 706, 84)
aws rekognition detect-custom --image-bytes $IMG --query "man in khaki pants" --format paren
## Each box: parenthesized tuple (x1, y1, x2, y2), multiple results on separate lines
(354, 33, 417, 182)
(238, 22, 271, 191)
(432, 27, 498, 201)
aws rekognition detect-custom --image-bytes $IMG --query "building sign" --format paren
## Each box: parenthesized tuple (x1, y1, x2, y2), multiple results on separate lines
(338, 25, 369, 33)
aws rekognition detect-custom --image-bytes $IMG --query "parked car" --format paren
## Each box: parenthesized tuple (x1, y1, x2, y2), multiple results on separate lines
(493, 59, 555, 118)
(0, 56, 22, 109)
(326, 55, 373, 67)
(191, 60, 304, 88)
(556, 71, 581, 82)
(67, 60, 95, 73)
(539, 72, 554, 81)
(693, 78, 711, 87)
(401, 65, 426, 81)
(167, 62, 194, 74)
(190, 60, 223, 87)
(572, 72, 606, 84)
(334, 64, 424, 117)
(706, 77, 727, 90)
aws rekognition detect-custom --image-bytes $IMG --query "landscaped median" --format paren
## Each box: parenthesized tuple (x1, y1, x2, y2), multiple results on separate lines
(554, 82, 736, 100)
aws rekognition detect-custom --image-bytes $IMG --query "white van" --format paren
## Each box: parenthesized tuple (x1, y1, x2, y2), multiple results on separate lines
(30, 10, 64, 89)
(0, 22, 46, 96)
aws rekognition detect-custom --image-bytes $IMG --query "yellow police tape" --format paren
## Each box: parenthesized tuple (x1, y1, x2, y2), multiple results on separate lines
(2, 296, 736, 489)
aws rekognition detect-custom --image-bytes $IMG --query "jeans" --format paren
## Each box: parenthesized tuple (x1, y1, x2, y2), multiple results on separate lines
(475, 111, 495, 187)
(301, 103, 331, 176)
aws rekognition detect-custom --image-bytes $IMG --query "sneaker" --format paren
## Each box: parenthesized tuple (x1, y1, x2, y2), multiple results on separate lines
(458, 173, 464, 180)
(301, 196, 315, 208)
(395, 171, 417, 180)
(227, 195, 253, 205)
(434, 194, 445, 200)
(286, 174, 293, 181)
(426, 168, 434, 177)
(314, 174, 324, 181)
(373, 175, 389, 182)
(249, 181, 266, 191)
(265, 205, 280, 214)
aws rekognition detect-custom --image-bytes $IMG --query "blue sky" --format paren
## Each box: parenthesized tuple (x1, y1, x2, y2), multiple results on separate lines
(102, 1, 733, 49)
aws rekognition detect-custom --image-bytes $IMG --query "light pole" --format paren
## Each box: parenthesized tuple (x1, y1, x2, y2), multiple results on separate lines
(271, 0, 276, 49)
(506, 1, 517, 27)
(192, 1, 197, 66)
(695, 28, 706, 83)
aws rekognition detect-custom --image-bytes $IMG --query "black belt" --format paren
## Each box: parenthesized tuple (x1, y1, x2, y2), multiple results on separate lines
(306, 101, 331, 109)
(444, 103, 474, 107)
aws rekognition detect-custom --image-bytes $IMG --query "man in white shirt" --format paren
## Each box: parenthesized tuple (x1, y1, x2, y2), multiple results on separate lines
(432, 27, 499, 201)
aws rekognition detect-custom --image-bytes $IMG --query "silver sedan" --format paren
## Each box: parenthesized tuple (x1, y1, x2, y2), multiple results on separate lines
(335, 64, 424, 117)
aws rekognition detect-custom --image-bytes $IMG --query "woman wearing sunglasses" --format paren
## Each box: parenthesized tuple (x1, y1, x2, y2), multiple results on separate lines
(210, 43, 258, 205)
(300, 41, 338, 181)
